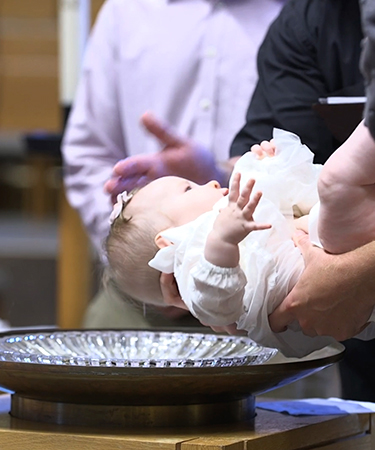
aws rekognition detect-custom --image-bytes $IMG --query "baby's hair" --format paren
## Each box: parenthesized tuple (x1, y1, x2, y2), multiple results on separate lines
(101, 267, 146, 313)
(105, 188, 166, 306)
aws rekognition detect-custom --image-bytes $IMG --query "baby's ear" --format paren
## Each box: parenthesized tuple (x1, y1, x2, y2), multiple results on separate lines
(155, 231, 173, 249)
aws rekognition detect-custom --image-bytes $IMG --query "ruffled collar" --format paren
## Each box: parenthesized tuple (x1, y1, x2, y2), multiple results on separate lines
(148, 201, 225, 273)
(148, 224, 192, 273)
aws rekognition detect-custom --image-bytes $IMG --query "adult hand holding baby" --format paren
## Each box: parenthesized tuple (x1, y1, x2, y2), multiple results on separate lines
(269, 230, 375, 341)
(159, 273, 247, 336)
(104, 112, 226, 203)
(160, 273, 245, 334)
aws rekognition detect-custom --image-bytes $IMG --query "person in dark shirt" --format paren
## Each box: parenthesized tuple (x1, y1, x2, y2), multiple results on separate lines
(360, 0, 375, 138)
(230, 0, 364, 164)
(230, 0, 375, 402)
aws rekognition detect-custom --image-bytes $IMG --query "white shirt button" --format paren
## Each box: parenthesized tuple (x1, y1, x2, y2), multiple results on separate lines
(204, 46, 217, 59)
(199, 98, 211, 111)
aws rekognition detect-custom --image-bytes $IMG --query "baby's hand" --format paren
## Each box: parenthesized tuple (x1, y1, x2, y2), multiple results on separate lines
(214, 172, 271, 245)
(251, 139, 276, 159)
(205, 173, 271, 267)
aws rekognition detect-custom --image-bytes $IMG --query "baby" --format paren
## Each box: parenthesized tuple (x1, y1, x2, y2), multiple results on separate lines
(106, 127, 375, 357)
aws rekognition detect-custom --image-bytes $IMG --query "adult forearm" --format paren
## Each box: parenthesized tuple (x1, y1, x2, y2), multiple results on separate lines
(343, 240, 375, 307)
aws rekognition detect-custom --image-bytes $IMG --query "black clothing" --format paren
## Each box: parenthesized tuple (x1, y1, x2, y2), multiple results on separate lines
(340, 339, 375, 402)
(360, 0, 375, 139)
(230, 0, 364, 164)
(230, 0, 375, 401)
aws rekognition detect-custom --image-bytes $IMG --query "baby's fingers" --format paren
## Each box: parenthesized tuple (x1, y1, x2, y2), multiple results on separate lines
(243, 191, 271, 230)
(250, 139, 276, 158)
(261, 139, 276, 156)
(237, 178, 256, 209)
(242, 189, 263, 218)
(252, 222, 272, 231)
(250, 144, 264, 159)
(228, 172, 241, 203)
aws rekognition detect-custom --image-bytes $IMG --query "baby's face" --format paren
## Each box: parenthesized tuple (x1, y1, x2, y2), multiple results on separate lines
(127, 176, 228, 226)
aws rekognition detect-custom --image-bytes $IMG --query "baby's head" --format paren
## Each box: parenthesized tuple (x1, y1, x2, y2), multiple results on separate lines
(105, 176, 228, 306)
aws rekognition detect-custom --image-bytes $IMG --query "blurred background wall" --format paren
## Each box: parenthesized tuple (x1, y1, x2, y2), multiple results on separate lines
(0, 0, 104, 328)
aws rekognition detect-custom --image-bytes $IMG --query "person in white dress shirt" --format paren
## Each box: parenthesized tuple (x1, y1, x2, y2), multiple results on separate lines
(61, 0, 285, 328)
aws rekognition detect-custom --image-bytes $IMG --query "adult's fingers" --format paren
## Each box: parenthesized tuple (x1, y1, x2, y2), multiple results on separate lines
(104, 176, 122, 196)
(154, 305, 190, 320)
(104, 174, 148, 202)
(292, 230, 319, 268)
(292, 230, 311, 250)
(113, 154, 154, 178)
(268, 231, 311, 333)
(141, 111, 185, 147)
(222, 323, 247, 336)
(204, 323, 247, 336)
(104, 175, 139, 195)
(160, 272, 188, 310)
(268, 296, 296, 333)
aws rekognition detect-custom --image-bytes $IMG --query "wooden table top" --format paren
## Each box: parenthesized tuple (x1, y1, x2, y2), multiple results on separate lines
(0, 394, 374, 450)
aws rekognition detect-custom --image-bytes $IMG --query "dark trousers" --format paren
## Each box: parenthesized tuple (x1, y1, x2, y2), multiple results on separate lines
(339, 338, 375, 401)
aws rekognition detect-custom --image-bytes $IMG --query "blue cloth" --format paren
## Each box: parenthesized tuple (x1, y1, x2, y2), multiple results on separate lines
(256, 398, 375, 416)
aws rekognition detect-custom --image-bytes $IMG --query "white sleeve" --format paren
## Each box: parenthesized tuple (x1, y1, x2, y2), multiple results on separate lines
(183, 256, 247, 326)
(61, 0, 125, 256)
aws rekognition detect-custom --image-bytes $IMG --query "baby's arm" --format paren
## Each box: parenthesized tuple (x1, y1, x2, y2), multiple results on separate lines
(318, 121, 375, 253)
(204, 173, 271, 267)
